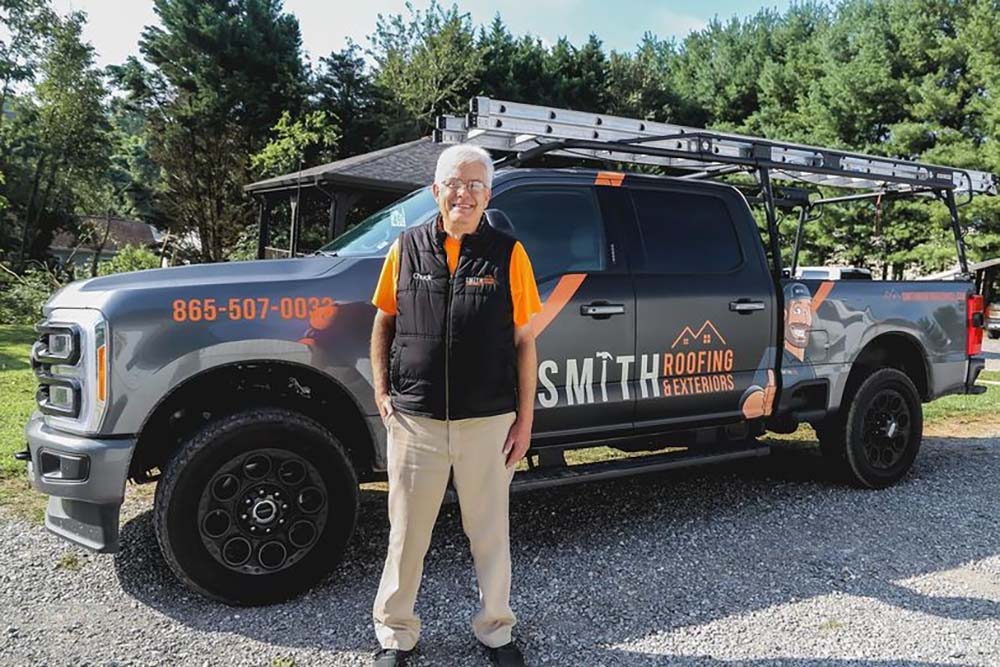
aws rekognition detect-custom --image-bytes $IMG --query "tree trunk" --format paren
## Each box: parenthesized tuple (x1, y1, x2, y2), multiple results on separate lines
(90, 212, 113, 277)
(17, 154, 47, 269)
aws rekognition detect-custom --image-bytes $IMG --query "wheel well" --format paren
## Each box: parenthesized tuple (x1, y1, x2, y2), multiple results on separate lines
(844, 333, 930, 404)
(130, 362, 376, 483)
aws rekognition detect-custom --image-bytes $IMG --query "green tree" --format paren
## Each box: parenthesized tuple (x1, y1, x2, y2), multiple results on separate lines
(315, 43, 383, 157)
(544, 34, 608, 112)
(119, 0, 308, 262)
(251, 110, 339, 177)
(474, 16, 547, 104)
(605, 34, 678, 121)
(4, 10, 110, 267)
(0, 0, 56, 128)
(670, 10, 782, 128)
(369, 1, 482, 140)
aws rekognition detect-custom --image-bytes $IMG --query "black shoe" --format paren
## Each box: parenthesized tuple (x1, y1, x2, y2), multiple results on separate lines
(373, 647, 412, 666)
(487, 642, 526, 667)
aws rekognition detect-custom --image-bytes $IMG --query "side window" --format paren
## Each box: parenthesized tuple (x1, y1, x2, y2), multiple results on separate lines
(491, 186, 606, 281)
(630, 188, 743, 274)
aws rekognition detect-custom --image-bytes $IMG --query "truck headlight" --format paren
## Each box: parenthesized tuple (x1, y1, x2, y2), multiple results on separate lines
(32, 310, 110, 435)
(33, 324, 81, 365)
(37, 377, 81, 417)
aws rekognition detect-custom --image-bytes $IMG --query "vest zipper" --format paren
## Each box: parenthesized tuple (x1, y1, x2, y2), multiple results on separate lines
(446, 270, 453, 420)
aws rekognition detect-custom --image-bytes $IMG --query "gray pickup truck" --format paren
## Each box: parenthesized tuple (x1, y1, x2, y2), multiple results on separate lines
(18, 99, 995, 606)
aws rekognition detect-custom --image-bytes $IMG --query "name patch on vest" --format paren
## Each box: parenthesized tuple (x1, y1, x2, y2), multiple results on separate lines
(465, 276, 497, 288)
(413, 272, 434, 282)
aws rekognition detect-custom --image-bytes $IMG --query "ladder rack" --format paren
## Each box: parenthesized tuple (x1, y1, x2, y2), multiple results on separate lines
(435, 97, 998, 197)
(434, 97, 1000, 278)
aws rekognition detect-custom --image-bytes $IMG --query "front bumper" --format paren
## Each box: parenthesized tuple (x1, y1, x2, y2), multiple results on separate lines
(24, 412, 135, 553)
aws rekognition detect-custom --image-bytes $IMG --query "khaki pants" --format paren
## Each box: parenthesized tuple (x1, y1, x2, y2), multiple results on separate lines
(373, 409, 518, 650)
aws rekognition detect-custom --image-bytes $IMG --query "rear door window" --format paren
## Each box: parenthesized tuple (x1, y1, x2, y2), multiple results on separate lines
(629, 188, 743, 274)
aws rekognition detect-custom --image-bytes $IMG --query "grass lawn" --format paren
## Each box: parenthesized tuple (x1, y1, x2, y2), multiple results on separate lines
(1, 321, 999, 521)
(0, 324, 36, 477)
(0, 324, 45, 522)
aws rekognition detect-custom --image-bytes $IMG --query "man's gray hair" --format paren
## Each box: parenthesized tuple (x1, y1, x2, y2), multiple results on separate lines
(434, 144, 494, 185)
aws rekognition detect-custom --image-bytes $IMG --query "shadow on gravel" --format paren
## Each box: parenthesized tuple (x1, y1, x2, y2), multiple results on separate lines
(113, 436, 999, 665)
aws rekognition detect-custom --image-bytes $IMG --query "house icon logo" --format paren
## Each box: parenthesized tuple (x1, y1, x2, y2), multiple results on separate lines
(671, 320, 727, 349)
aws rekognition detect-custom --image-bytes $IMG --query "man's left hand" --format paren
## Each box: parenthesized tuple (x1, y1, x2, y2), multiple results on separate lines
(502, 417, 532, 468)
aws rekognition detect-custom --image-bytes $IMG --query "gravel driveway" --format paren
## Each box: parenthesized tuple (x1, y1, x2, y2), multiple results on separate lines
(1, 433, 998, 667)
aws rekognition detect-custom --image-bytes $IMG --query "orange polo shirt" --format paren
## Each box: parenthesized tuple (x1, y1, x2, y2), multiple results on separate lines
(372, 234, 542, 327)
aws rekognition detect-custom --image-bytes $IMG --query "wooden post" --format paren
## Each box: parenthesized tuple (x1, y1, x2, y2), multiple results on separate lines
(289, 193, 300, 257)
(256, 197, 271, 260)
(324, 190, 362, 243)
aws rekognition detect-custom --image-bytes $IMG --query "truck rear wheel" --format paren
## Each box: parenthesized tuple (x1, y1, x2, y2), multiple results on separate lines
(154, 408, 359, 605)
(815, 368, 922, 489)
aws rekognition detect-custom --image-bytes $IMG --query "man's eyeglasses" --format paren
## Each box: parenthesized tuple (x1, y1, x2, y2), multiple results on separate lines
(439, 178, 489, 195)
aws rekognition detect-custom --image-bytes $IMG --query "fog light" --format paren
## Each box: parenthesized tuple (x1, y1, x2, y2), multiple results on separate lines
(39, 450, 89, 481)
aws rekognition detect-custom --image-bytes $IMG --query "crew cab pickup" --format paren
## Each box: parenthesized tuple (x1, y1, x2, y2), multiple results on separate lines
(19, 166, 987, 605)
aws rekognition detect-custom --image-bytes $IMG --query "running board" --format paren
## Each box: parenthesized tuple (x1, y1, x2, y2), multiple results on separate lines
(509, 443, 769, 494)
(438, 444, 770, 502)
(444, 443, 771, 503)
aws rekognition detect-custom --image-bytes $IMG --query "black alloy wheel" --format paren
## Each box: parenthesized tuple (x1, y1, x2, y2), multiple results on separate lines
(198, 448, 328, 575)
(154, 408, 359, 605)
(816, 368, 923, 489)
(859, 389, 912, 471)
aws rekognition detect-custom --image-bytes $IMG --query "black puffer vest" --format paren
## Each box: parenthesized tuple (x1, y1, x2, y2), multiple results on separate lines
(390, 217, 518, 419)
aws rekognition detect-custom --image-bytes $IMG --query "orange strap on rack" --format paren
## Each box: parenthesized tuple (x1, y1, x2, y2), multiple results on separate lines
(594, 171, 625, 187)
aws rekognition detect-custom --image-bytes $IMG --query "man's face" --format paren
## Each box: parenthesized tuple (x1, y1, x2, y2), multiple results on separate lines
(432, 160, 491, 228)
(785, 297, 813, 349)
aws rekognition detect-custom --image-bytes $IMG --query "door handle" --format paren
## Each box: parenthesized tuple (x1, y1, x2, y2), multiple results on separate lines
(730, 299, 766, 313)
(581, 303, 625, 318)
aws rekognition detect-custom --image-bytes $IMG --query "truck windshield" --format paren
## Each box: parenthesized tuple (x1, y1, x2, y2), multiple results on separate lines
(316, 187, 437, 256)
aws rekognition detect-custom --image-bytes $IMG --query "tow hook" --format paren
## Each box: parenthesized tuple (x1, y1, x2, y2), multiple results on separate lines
(14, 449, 31, 462)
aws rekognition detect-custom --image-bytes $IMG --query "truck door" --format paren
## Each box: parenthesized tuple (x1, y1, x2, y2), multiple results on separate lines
(490, 181, 636, 441)
(622, 183, 776, 428)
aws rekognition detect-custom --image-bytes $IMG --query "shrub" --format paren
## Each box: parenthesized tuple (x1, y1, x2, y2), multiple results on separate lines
(97, 244, 161, 276)
(0, 245, 162, 325)
(0, 265, 62, 326)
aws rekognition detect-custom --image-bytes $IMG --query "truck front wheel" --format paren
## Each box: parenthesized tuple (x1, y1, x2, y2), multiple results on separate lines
(154, 408, 359, 605)
(815, 368, 923, 489)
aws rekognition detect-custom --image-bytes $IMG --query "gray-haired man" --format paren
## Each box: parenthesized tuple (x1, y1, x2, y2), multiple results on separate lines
(369, 144, 542, 666)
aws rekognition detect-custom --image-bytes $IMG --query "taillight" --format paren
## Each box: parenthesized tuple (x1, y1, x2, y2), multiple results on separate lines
(968, 294, 984, 356)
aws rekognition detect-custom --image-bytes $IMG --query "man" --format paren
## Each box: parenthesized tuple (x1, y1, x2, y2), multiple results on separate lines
(369, 143, 542, 667)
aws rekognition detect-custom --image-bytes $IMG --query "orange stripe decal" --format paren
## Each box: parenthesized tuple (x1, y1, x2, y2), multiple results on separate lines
(811, 281, 835, 313)
(594, 171, 625, 187)
(531, 273, 587, 338)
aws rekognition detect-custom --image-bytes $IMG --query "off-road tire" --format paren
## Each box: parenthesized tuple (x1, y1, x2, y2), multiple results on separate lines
(154, 408, 359, 605)
(815, 368, 922, 489)
(988, 330, 999, 340)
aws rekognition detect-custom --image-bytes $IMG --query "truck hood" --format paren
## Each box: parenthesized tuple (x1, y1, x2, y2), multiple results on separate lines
(45, 256, 345, 314)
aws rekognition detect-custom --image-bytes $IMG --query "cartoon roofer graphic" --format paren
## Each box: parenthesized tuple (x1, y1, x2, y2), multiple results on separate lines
(739, 282, 817, 419)
(781, 281, 817, 382)
(784, 282, 812, 362)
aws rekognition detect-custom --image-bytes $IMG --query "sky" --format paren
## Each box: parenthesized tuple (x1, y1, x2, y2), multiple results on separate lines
(50, 0, 803, 68)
